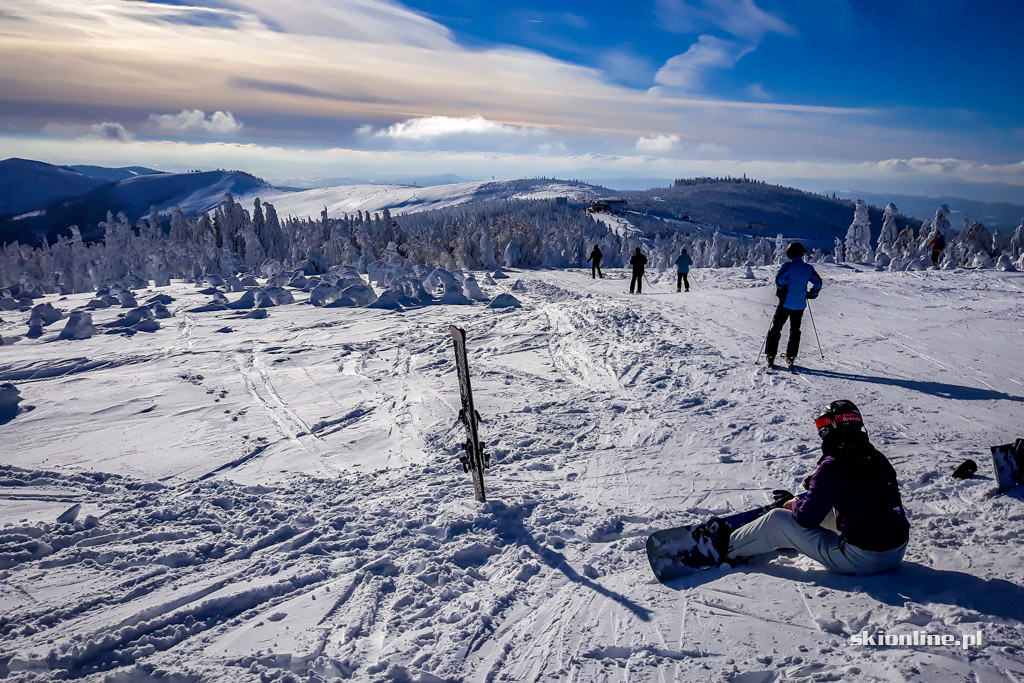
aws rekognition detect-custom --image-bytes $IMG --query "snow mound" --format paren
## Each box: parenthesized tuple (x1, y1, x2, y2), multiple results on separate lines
(327, 284, 378, 307)
(57, 311, 97, 340)
(462, 276, 488, 301)
(488, 293, 522, 308)
(309, 283, 343, 307)
(0, 383, 22, 423)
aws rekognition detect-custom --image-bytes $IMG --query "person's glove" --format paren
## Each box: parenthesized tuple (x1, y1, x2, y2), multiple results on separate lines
(776, 287, 787, 301)
(771, 489, 795, 507)
(807, 291, 819, 299)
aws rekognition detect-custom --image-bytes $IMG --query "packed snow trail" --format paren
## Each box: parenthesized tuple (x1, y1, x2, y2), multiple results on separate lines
(1, 266, 1023, 681)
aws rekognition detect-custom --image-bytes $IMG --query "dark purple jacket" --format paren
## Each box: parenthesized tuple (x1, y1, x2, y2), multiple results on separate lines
(792, 433, 909, 551)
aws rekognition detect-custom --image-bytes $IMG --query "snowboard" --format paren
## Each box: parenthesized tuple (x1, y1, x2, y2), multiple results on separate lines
(991, 438, 1024, 493)
(450, 325, 490, 502)
(646, 501, 783, 581)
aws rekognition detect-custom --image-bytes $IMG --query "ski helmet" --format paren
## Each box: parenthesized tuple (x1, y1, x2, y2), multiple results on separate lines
(814, 399, 863, 438)
(786, 242, 806, 259)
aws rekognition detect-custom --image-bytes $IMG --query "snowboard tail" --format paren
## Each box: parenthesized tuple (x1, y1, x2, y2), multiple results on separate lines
(646, 503, 775, 582)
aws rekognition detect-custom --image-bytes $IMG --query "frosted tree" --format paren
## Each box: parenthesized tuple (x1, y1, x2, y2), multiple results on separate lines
(709, 230, 726, 267)
(773, 234, 786, 264)
(877, 203, 900, 258)
(844, 199, 874, 262)
(833, 237, 845, 263)
(894, 224, 916, 259)
(919, 205, 950, 256)
(751, 237, 772, 265)
(1009, 219, 1024, 260)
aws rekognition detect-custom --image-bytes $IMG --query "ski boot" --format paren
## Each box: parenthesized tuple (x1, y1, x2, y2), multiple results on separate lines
(765, 355, 775, 368)
(785, 356, 795, 371)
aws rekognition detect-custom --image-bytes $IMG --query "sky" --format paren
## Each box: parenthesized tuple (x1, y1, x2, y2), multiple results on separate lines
(0, 0, 1022, 199)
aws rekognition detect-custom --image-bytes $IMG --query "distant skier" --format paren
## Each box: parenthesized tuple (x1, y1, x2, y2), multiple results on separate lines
(675, 248, 693, 292)
(765, 242, 821, 370)
(588, 245, 604, 279)
(928, 231, 946, 267)
(629, 247, 647, 294)
(721, 400, 910, 574)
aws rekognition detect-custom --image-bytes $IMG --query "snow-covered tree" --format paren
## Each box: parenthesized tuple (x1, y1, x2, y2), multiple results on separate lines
(844, 199, 874, 263)
(877, 203, 899, 256)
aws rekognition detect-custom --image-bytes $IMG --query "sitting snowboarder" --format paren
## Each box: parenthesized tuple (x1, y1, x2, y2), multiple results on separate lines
(723, 400, 910, 574)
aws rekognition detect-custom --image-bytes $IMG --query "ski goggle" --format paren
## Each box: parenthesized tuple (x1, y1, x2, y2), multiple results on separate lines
(814, 411, 863, 436)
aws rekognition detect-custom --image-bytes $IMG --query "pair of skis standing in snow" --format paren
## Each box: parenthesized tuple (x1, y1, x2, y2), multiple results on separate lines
(648, 243, 911, 579)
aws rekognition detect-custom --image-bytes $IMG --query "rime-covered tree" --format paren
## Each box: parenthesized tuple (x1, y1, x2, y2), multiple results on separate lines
(844, 200, 874, 263)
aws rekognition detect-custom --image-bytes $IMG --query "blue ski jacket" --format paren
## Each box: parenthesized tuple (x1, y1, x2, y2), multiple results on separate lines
(675, 253, 693, 273)
(776, 257, 822, 311)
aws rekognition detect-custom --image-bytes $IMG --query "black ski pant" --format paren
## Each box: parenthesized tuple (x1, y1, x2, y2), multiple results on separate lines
(676, 272, 689, 291)
(765, 307, 804, 359)
(592, 261, 603, 278)
(630, 270, 643, 294)
(931, 250, 940, 266)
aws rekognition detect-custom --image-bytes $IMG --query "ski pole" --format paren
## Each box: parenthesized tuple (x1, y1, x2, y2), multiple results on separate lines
(754, 301, 782, 364)
(807, 299, 825, 360)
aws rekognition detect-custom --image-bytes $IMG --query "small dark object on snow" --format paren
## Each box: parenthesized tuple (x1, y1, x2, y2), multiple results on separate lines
(216, 327, 233, 333)
(951, 459, 977, 479)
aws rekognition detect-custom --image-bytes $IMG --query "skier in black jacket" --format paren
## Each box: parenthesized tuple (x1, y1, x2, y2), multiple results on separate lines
(629, 247, 647, 294)
(588, 245, 603, 279)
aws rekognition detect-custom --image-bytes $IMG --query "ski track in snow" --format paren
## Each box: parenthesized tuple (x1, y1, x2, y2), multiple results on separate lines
(1, 266, 1023, 681)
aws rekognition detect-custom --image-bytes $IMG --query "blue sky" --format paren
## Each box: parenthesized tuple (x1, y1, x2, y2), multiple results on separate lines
(0, 0, 1021, 199)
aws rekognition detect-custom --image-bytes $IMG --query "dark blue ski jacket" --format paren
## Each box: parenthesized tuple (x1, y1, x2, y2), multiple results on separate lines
(792, 432, 910, 552)
(675, 253, 693, 273)
(776, 257, 822, 311)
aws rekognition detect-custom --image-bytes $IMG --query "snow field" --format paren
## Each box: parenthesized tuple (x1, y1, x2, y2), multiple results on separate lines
(0, 265, 1023, 681)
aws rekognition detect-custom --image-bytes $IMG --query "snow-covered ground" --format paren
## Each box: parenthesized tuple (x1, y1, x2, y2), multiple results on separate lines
(1, 265, 1023, 681)
(245, 180, 599, 220)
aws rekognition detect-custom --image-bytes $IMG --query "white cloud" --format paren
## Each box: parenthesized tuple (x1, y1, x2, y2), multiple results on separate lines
(41, 121, 133, 142)
(654, 35, 751, 91)
(747, 82, 770, 99)
(654, 0, 794, 41)
(373, 115, 544, 141)
(149, 109, 243, 134)
(636, 134, 681, 154)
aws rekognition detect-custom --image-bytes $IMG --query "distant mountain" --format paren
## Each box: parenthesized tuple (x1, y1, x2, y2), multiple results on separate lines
(243, 178, 604, 221)
(1, 167, 274, 246)
(619, 179, 920, 250)
(833, 190, 1024, 232)
(0, 158, 109, 216)
(271, 173, 472, 189)
(65, 164, 165, 182)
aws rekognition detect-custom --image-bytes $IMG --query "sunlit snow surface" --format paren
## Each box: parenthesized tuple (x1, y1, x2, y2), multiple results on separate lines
(1, 266, 1023, 681)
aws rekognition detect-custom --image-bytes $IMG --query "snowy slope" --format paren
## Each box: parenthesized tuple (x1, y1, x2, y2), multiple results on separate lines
(247, 179, 601, 219)
(64, 165, 164, 183)
(1, 266, 1023, 681)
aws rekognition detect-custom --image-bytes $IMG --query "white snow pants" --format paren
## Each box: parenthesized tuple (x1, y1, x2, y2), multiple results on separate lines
(727, 508, 906, 575)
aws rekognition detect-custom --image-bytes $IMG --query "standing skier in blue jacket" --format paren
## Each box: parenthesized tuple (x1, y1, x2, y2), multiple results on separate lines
(675, 248, 693, 292)
(766, 242, 822, 370)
